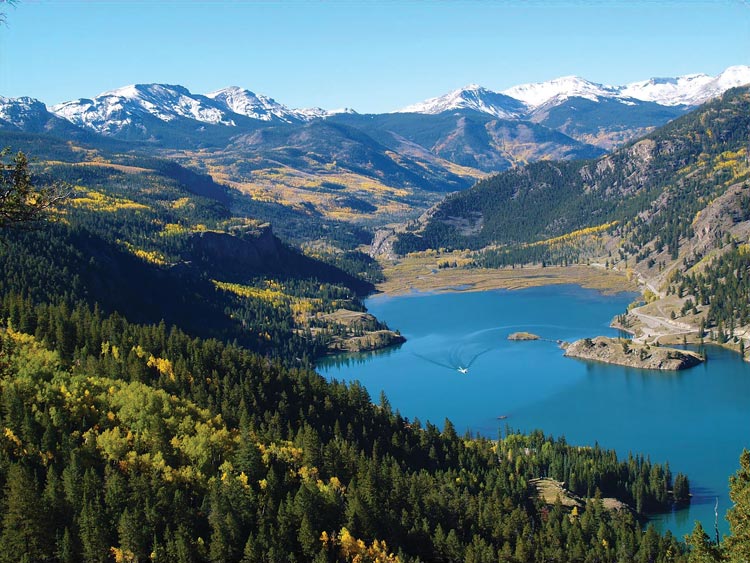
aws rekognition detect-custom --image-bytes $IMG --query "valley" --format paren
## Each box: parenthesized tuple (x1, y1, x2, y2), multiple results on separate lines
(2, 54, 750, 563)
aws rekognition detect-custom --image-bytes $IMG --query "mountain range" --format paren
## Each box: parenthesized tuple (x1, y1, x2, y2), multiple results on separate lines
(1, 65, 748, 222)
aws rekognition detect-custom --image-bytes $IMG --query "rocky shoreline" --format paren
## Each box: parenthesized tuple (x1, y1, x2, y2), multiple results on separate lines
(563, 336, 703, 370)
(327, 330, 406, 354)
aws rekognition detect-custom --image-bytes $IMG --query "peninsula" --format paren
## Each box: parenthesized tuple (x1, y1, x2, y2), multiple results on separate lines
(563, 336, 704, 371)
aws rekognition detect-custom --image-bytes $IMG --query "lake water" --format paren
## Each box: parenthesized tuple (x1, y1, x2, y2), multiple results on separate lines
(318, 285, 750, 540)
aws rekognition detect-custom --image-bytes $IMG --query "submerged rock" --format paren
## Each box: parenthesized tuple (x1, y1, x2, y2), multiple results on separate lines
(564, 336, 703, 370)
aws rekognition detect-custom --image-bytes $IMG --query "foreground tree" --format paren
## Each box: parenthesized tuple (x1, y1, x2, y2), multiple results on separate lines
(0, 149, 67, 230)
(725, 449, 750, 562)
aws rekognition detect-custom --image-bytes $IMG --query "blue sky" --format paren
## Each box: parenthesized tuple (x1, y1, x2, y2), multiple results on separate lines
(1, 0, 748, 113)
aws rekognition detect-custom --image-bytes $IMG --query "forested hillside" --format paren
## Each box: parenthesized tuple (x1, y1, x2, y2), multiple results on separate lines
(0, 302, 700, 563)
(0, 139, 400, 363)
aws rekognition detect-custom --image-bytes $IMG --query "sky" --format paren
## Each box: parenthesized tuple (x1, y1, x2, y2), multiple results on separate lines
(0, 0, 749, 113)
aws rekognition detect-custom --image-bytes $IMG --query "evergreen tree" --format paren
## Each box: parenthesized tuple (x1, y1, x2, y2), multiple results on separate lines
(685, 521, 720, 563)
(0, 464, 52, 563)
(725, 449, 750, 562)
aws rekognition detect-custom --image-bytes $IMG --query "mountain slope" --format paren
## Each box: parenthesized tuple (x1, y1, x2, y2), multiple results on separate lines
(395, 86, 750, 256)
(329, 110, 604, 172)
(529, 96, 686, 148)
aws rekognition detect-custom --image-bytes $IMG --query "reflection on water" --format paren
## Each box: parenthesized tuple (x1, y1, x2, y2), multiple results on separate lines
(318, 285, 750, 540)
(319, 342, 404, 369)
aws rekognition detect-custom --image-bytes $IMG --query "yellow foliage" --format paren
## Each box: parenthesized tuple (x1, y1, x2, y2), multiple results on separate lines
(212, 280, 288, 303)
(147, 355, 176, 381)
(68, 189, 148, 213)
(171, 197, 192, 209)
(3, 427, 22, 448)
(333, 527, 401, 563)
(211, 280, 322, 325)
(160, 223, 189, 237)
(119, 241, 167, 266)
(258, 441, 304, 465)
(529, 221, 619, 248)
(131, 345, 147, 359)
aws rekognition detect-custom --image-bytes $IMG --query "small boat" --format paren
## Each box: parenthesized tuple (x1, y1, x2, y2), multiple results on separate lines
(497, 415, 508, 420)
(457, 367, 468, 374)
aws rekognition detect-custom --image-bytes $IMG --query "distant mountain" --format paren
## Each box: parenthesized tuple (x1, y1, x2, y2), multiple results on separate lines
(1, 66, 746, 222)
(224, 119, 473, 192)
(0, 95, 90, 138)
(52, 84, 238, 130)
(207, 86, 323, 122)
(502, 75, 620, 108)
(330, 111, 604, 172)
(399, 66, 750, 115)
(619, 65, 750, 106)
(397, 65, 750, 148)
(397, 84, 527, 120)
(206, 86, 356, 122)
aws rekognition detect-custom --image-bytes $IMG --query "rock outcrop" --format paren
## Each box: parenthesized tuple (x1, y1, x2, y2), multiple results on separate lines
(327, 330, 406, 353)
(508, 332, 540, 341)
(564, 336, 703, 370)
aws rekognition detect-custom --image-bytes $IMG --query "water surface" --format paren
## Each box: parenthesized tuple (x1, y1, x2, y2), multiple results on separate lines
(318, 285, 750, 539)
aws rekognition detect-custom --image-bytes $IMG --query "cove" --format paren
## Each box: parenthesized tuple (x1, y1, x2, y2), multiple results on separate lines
(317, 284, 750, 540)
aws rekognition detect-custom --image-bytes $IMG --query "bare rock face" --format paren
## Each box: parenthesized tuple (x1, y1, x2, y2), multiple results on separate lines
(190, 224, 281, 271)
(564, 336, 703, 370)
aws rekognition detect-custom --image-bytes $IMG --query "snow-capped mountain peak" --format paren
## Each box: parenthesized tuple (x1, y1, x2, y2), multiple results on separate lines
(501, 76, 618, 108)
(616, 65, 750, 106)
(397, 83, 527, 119)
(51, 83, 238, 134)
(207, 86, 299, 122)
(0, 95, 49, 126)
(0, 95, 89, 136)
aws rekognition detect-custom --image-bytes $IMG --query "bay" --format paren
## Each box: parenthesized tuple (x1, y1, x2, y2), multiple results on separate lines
(317, 284, 750, 540)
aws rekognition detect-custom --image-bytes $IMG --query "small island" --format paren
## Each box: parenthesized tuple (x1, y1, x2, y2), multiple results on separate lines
(563, 336, 703, 370)
(508, 331, 541, 341)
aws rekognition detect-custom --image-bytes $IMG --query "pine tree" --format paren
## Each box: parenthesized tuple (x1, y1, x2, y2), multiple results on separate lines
(79, 495, 110, 563)
(0, 464, 52, 562)
(725, 449, 750, 562)
(685, 521, 720, 563)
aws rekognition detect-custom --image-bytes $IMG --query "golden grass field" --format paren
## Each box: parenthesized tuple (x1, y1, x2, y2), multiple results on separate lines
(376, 251, 637, 296)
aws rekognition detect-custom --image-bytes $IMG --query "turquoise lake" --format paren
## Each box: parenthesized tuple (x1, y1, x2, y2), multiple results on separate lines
(317, 285, 750, 540)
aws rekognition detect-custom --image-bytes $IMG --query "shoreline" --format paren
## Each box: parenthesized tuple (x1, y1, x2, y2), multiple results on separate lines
(371, 258, 749, 363)
(375, 262, 638, 297)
